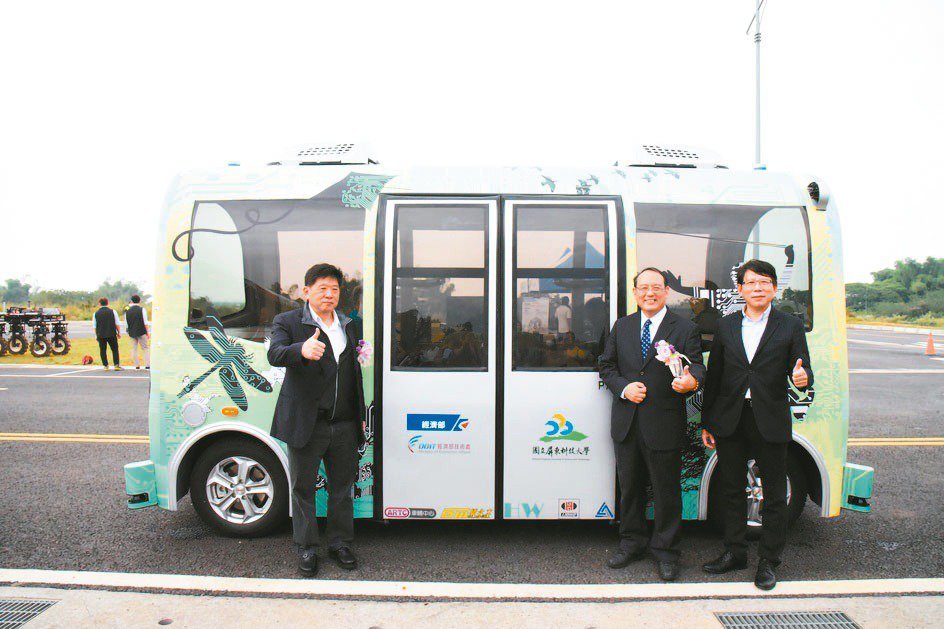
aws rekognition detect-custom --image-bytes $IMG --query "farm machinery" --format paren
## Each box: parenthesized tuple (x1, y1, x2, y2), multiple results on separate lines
(0, 306, 70, 357)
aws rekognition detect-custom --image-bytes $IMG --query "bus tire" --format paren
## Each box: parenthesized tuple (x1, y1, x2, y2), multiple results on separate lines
(708, 451, 808, 539)
(8, 334, 28, 355)
(30, 336, 52, 358)
(190, 438, 289, 538)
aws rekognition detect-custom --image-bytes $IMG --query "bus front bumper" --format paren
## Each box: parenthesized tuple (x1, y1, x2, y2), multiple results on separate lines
(841, 462, 874, 513)
(124, 460, 158, 509)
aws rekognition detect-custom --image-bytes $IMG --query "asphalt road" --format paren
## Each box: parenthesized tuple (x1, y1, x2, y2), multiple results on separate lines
(0, 328, 941, 584)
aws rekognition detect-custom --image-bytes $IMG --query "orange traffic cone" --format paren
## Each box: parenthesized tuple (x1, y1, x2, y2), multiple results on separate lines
(926, 332, 937, 356)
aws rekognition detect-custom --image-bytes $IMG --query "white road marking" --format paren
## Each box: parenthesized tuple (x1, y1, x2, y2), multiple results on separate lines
(850, 369, 944, 374)
(0, 387, 7, 391)
(44, 368, 93, 377)
(0, 569, 941, 601)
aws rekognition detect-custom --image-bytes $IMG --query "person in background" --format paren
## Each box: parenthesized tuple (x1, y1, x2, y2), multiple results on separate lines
(125, 295, 150, 370)
(555, 296, 573, 335)
(92, 297, 122, 371)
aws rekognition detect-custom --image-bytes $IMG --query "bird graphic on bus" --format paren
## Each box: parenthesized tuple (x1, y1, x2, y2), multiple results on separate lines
(542, 413, 588, 442)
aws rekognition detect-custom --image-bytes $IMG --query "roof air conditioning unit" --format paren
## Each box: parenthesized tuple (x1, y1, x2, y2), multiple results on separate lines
(618, 144, 726, 169)
(269, 143, 378, 166)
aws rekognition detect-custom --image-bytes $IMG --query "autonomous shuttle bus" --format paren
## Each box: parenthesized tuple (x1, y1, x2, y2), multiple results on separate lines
(125, 143, 873, 536)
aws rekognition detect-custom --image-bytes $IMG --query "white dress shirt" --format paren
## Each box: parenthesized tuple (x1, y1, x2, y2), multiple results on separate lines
(741, 304, 772, 399)
(641, 306, 668, 340)
(309, 305, 346, 362)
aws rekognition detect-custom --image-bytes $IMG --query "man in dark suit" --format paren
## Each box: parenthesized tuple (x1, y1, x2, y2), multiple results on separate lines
(267, 263, 366, 577)
(700, 259, 812, 591)
(599, 267, 706, 581)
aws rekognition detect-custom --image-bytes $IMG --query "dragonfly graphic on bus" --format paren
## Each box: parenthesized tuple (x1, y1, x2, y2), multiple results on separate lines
(178, 315, 273, 411)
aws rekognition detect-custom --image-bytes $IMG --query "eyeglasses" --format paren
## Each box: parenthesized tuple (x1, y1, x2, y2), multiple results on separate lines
(634, 285, 666, 294)
(741, 280, 774, 289)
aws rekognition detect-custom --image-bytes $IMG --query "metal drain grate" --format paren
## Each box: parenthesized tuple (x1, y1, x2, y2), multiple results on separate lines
(0, 599, 58, 628)
(715, 611, 861, 628)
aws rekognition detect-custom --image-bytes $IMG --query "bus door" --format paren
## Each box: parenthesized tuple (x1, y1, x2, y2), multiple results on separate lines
(502, 199, 619, 520)
(380, 198, 498, 520)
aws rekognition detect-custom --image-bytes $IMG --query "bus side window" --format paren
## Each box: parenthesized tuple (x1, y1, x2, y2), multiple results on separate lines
(189, 203, 247, 324)
(513, 205, 610, 370)
(747, 208, 813, 331)
(393, 205, 488, 370)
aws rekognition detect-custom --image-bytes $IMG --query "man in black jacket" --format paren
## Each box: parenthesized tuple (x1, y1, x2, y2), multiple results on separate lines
(599, 268, 706, 581)
(267, 263, 366, 577)
(700, 259, 812, 591)
(92, 297, 122, 370)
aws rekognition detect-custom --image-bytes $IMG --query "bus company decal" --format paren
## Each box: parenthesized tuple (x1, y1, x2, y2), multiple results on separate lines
(558, 499, 580, 518)
(441, 508, 492, 519)
(177, 315, 273, 411)
(408, 434, 471, 454)
(406, 413, 470, 431)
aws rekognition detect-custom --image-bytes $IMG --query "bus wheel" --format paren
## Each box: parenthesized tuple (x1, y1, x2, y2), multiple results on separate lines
(190, 439, 289, 538)
(709, 452, 808, 539)
(8, 334, 28, 354)
(51, 335, 71, 355)
(30, 336, 52, 358)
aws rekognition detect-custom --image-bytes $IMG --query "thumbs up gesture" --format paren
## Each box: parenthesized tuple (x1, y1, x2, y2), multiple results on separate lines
(302, 328, 327, 361)
(671, 364, 698, 393)
(791, 358, 809, 388)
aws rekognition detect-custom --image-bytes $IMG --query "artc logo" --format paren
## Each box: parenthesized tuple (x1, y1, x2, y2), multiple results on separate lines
(384, 507, 410, 519)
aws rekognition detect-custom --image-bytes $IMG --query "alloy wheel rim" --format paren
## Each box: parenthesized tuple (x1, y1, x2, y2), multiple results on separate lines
(745, 459, 792, 528)
(205, 455, 274, 525)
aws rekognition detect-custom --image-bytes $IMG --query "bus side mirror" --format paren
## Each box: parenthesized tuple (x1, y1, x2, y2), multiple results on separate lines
(807, 181, 829, 211)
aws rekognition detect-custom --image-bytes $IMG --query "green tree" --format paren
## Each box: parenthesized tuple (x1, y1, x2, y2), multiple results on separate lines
(0, 278, 32, 304)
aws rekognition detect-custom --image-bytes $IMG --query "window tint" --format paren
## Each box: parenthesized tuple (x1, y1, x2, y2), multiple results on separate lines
(635, 204, 812, 352)
(513, 205, 610, 370)
(393, 205, 488, 369)
(188, 199, 365, 342)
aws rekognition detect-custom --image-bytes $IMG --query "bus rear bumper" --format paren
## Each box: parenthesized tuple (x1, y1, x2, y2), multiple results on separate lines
(124, 460, 158, 509)
(841, 462, 874, 513)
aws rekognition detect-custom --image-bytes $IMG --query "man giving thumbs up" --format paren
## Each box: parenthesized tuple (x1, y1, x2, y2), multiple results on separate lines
(267, 263, 366, 578)
(700, 259, 813, 592)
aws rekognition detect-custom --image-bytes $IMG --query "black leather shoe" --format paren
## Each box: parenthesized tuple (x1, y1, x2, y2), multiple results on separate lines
(702, 551, 748, 574)
(298, 548, 318, 576)
(607, 547, 646, 569)
(329, 546, 358, 570)
(657, 560, 680, 582)
(754, 559, 777, 590)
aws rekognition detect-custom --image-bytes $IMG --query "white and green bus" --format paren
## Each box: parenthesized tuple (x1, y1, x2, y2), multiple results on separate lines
(125, 143, 873, 536)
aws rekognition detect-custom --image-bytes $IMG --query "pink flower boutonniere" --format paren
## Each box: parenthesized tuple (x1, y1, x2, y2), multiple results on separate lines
(356, 340, 373, 366)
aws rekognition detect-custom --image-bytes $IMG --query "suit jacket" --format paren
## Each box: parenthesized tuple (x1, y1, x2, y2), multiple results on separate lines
(598, 309, 707, 450)
(701, 307, 813, 444)
(267, 306, 367, 449)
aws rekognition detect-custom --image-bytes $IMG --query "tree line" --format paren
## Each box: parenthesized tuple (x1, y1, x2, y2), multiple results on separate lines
(0, 279, 151, 320)
(846, 257, 944, 324)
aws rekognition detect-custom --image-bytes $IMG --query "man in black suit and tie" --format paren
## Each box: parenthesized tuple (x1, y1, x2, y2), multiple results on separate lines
(267, 263, 366, 576)
(700, 259, 812, 590)
(599, 267, 706, 581)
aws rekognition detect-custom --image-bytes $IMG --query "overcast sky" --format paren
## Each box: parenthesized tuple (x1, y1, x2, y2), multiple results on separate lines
(1, 0, 941, 294)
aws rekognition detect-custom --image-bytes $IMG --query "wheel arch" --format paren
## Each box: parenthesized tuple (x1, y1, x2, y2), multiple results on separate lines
(167, 422, 291, 514)
(696, 431, 831, 519)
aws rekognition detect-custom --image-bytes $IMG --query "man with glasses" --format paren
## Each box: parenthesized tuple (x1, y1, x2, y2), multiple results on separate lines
(599, 267, 705, 581)
(700, 259, 812, 590)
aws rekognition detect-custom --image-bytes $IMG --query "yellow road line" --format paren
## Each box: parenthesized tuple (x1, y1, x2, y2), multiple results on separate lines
(849, 437, 944, 446)
(0, 432, 149, 444)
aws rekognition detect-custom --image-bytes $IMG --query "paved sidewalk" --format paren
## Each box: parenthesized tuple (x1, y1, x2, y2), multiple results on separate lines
(2, 585, 942, 628)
